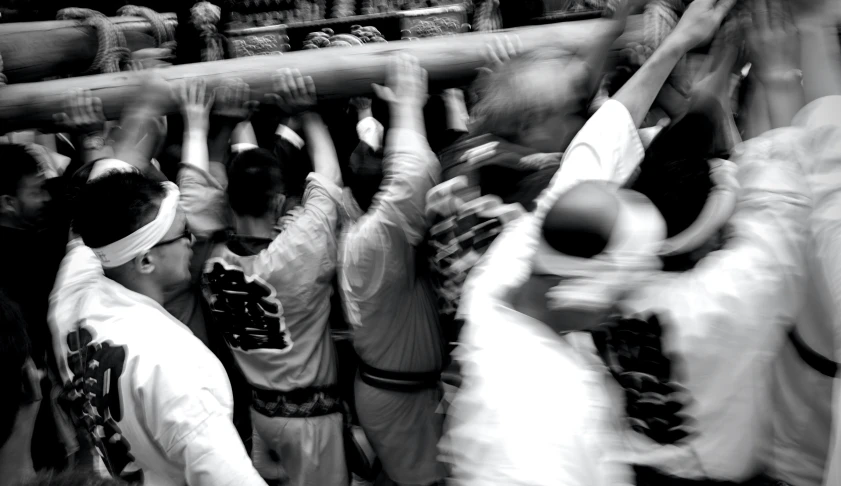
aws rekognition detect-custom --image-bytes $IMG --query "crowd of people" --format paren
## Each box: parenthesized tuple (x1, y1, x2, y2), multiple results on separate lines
(1, 0, 841, 485)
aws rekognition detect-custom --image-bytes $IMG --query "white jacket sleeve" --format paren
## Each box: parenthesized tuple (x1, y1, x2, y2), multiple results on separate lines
(791, 95, 841, 486)
(140, 353, 266, 486)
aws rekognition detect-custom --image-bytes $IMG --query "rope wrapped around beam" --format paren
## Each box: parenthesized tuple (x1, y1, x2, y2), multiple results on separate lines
(56, 8, 131, 74)
(118, 5, 177, 51)
(191, 2, 226, 62)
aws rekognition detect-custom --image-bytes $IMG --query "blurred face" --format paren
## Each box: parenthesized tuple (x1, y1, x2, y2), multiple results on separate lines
(12, 173, 51, 229)
(516, 59, 590, 154)
(513, 274, 612, 333)
(147, 208, 193, 289)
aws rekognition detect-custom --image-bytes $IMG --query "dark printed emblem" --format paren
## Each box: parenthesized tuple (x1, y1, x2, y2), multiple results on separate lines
(202, 258, 293, 352)
(591, 312, 695, 445)
(63, 324, 142, 482)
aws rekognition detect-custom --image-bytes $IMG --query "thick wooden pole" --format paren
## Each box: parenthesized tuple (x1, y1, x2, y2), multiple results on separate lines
(0, 14, 177, 83)
(0, 18, 624, 132)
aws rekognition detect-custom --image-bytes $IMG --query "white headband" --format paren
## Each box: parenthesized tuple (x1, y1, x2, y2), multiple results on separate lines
(534, 189, 666, 312)
(88, 182, 180, 268)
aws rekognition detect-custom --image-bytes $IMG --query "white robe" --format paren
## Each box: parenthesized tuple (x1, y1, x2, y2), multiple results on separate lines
(49, 243, 265, 486)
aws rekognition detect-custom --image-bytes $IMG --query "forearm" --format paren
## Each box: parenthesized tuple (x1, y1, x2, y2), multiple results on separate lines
(182, 127, 210, 173)
(799, 24, 841, 103)
(208, 122, 235, 164)
(73, 132, 112, 165)
(762, 76, 806, 129)
(112, 108, 161, 174)
(389, 102, 426, 137)
(612, 38, 688, 128)
(300, 112, 342, 187)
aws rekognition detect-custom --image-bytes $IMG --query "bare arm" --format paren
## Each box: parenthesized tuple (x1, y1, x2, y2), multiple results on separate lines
(613, 0, 738, 127)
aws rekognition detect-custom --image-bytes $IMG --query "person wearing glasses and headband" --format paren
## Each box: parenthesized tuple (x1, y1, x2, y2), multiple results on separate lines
(49, 170, 266, 486)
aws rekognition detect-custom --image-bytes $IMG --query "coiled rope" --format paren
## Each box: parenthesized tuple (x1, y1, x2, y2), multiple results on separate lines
(0, 52, 7, 86)
(117, 5, 177, 51)
(191, 2, 226, 62)
(57, 8, 131, 74)
(473, 0, 502, 32)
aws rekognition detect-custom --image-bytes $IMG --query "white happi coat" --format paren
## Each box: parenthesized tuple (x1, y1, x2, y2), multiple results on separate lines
(443, 98, 814, 484)
(50, 242, 265, 486)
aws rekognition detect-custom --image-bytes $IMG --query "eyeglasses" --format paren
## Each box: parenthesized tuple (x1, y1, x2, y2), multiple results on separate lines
(151, 229, 193, 249)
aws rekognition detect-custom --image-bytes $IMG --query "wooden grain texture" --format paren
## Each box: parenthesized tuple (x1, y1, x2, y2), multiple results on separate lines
(0, 14, 177, 83)
(0, 17, 626, 131)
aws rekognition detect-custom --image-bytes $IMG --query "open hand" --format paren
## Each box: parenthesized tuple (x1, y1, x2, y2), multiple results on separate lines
(212, 78, 259, 123)
(747, 0, 800, 80)
(372, 54, 428, 107)
(476, 35, 521, 77)
(265, 68, 318, 115)
(53, 89, 106, 135)
(176, 78, 214, 131)
(670, 0, 739, 52)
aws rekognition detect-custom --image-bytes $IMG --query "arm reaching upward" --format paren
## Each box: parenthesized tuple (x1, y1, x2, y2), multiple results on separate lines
(268, 68, 342, 187)
(613, 0, 738, 127)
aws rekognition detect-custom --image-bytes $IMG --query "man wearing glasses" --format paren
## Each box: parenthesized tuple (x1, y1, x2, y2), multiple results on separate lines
(49, 170, 266, 486)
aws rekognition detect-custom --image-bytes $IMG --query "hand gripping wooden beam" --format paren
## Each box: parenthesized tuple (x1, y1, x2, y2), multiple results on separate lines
(0, 17, 624, 132)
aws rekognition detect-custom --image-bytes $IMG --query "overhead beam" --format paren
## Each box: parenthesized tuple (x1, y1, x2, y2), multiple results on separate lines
(0, 14, 177, 84)
(0, 17, 624, 132)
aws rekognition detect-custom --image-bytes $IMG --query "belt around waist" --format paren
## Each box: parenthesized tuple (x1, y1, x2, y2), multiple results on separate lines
(788, 328, 839, 378)
(357, 361, 441, 392)
(634, 466, 793, 486)
(251, 384, 344, 418)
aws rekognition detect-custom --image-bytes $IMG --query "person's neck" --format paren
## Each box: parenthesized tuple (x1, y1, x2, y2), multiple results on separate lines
(108, 270, 166, 306)
(234, 214, 276, 239)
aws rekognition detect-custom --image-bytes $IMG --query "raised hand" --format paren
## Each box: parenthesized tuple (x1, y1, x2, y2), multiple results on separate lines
(747, 0, 800, 80)
(212, 78, 259, 123)
(372, 53, 428, 107)
(53, 89, 107, 135)
(477, 34, 522, 76)
(265, 68, 318, 115)
(670, 0, 739, 52)
(176, 78, 214, 132)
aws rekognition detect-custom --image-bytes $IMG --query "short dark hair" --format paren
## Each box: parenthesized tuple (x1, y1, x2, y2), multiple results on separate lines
(0, 144, 41, 197)
(227, 148, 285, 218)
(0, 290, 31, 447)
(72, 171, 167, 249)
(23, 468, 128, 486)
(630, 97, 722, 238)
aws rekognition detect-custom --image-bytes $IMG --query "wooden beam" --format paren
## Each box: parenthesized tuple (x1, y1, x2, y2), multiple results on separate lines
(0, 18, 623, 132)
(0, 14, 177, 83)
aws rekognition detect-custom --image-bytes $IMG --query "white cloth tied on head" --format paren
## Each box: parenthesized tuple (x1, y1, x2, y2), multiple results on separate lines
(533, 188, 667, 312)
(88, 181, 180, 268)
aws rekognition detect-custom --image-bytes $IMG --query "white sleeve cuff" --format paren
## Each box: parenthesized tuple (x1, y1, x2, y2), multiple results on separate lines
(357, 116, 384, 153)
(231, 142, 258, 154)
(276, 125, 305, 150)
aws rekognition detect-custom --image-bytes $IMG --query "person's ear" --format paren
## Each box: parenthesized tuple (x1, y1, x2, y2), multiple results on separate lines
(0, 194, 19, 217)
(135, 252, 156, 275)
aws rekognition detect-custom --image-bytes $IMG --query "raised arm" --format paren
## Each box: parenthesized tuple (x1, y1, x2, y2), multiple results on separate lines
(748, 0, 805, 130)
(613, 0, 738, 127)
(53, 89, 111, 168)
(176, 79, 213, 174)
(365, 53, 440, 243)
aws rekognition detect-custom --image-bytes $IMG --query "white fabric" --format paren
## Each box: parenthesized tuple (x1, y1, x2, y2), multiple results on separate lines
(232, 142, 259, 153)
(764, 95, 841, 486)
(442, 98, 648, 486)
(444, 97, 813, 484)
(88, 182, 179, 268)
(534, 99, 646, 221)
(443, 213, 634, 486)
(615, 130, 812, 481)
(49, 244, 266, 486)
(276, 124, 305, 150)
(356, 116, 384, 153)
(88, 157, 136, 181)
